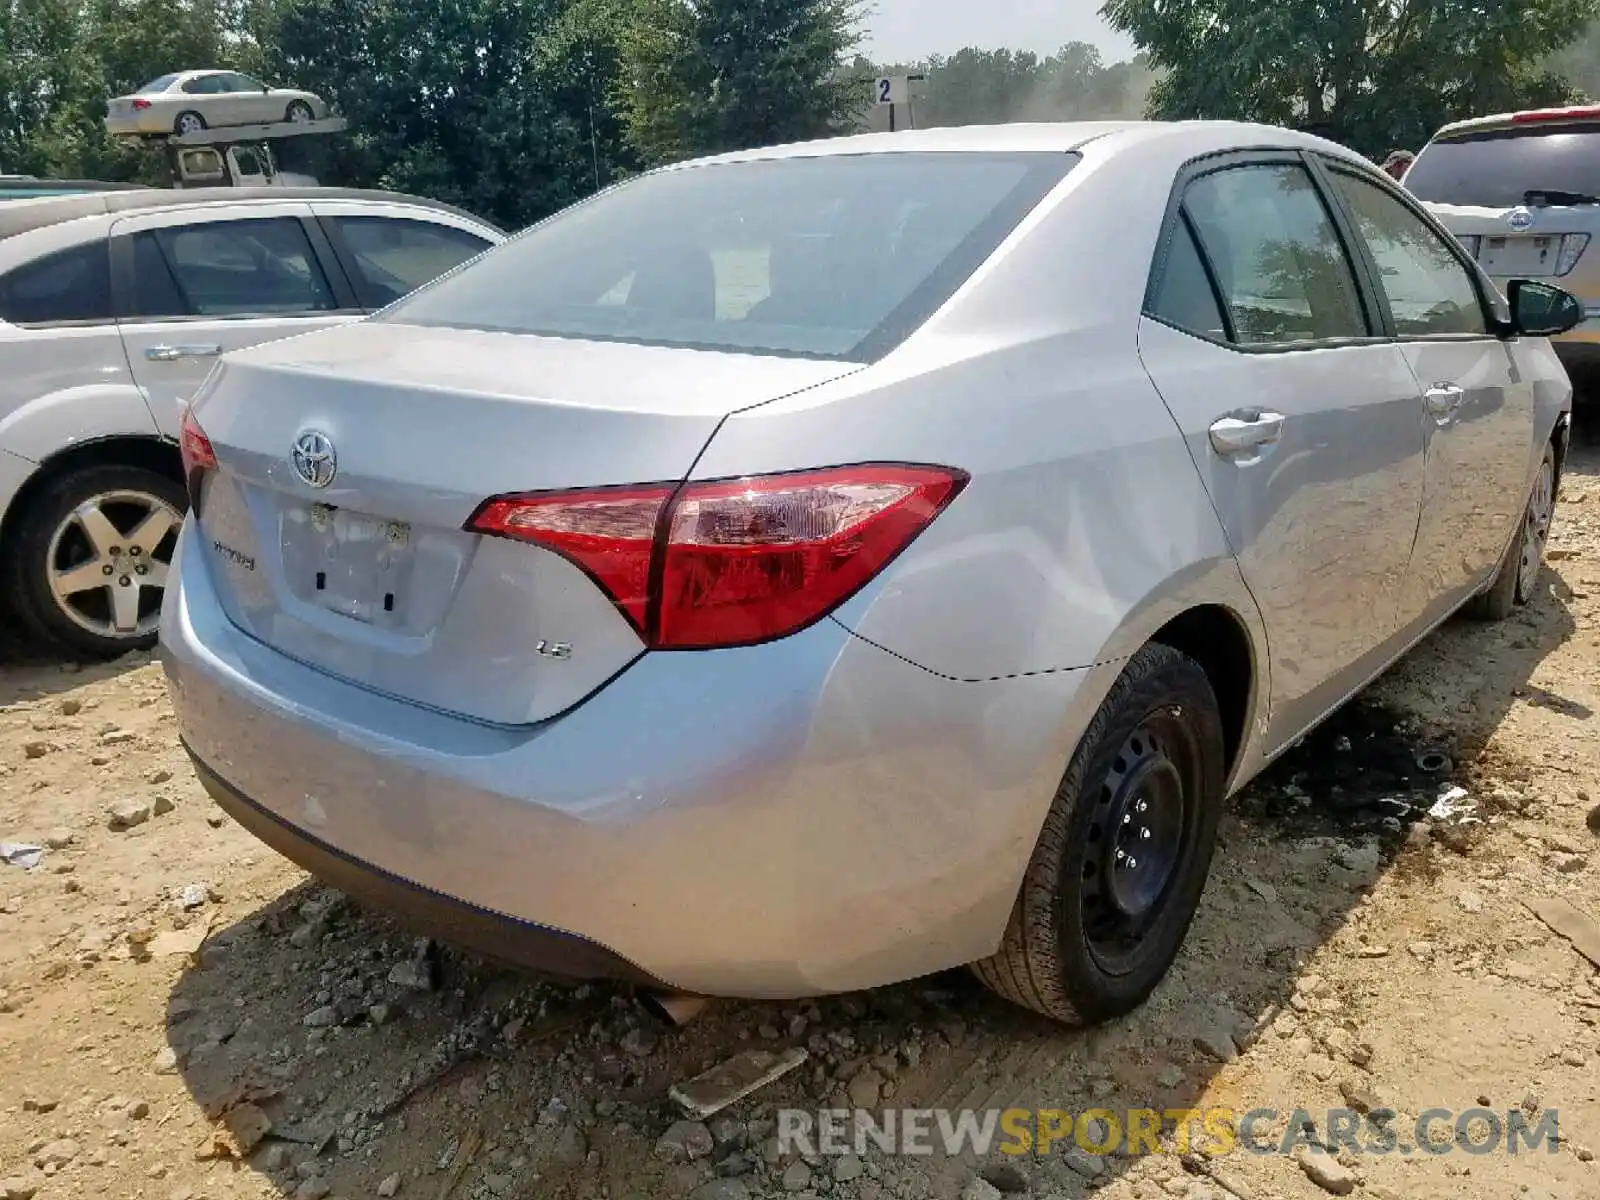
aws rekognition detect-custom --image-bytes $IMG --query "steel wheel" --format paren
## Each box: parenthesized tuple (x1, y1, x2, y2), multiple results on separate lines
(1515, 455, 1556, 604)
(45, 490, 182, 641)
(1080, 712, 1199, 977)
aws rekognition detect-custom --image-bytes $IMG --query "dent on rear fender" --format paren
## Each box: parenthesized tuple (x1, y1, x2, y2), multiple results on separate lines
(826, 391, 1256, 682)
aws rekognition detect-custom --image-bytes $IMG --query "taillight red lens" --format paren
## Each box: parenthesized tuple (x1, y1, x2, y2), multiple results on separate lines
(469, 464, 967, 649)
(179, 407, 217, 482)
(131, 98, 152, 111)
(470, 485, 672, 634)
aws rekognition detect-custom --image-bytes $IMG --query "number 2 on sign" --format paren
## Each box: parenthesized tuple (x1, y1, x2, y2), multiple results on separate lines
(877, 77, 894, 105)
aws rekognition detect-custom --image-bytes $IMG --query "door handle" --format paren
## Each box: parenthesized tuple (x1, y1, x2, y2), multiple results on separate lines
(1209, 410, 1286, 457)
(1423, 383, 1464, 421)
(145, 343, 223, 362)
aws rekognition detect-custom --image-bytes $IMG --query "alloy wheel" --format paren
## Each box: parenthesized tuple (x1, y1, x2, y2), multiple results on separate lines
(45, 490, 182, 642)
(1515, 457, 1556, 605)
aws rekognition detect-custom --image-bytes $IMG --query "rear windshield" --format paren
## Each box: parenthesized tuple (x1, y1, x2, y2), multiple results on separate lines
(137, 74, 181, 94)
(379, 151, 1075, 360)
(1406, 124, 1600, 208)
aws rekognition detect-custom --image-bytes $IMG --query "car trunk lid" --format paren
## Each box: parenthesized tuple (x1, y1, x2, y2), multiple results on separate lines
(189, 321, 859, 725)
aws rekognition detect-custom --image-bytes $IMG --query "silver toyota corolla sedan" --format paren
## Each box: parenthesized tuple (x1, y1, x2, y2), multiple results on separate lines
(160, 121, 1579, 1026)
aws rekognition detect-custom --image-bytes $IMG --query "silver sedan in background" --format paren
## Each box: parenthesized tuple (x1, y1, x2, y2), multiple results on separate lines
(160, 121, 1578, 1026)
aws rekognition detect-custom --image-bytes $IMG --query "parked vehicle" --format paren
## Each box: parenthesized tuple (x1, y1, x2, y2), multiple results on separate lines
(161, 121, 1578, 1025)
(1409, 104, 1600, 378)
(106, 71, 330, 138)
(2, 177, 149, 202)
(0, 187, 503, 657)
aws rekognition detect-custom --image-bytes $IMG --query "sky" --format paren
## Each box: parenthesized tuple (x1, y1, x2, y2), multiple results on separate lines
(859, 0, 1139, 65)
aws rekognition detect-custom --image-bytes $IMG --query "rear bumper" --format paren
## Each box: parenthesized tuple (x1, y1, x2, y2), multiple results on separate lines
(160, 523, 1106, 997)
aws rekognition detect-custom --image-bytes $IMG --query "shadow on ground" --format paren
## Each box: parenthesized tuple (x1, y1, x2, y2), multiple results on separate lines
(0, 610, 152, 707)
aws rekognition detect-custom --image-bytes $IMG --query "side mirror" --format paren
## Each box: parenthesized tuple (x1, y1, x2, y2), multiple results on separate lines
(1508, 278, 1584, 337)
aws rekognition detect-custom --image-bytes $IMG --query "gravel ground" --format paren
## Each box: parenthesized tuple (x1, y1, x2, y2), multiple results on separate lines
(4, 432, 1600, 1200)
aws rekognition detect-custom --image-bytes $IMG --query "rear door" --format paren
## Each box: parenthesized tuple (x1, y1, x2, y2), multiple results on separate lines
(111, 203, 362, 436)
(310, 201, 500, 309)
(1320, 161, 1532, 624)
(1137, 153, 1428, 750)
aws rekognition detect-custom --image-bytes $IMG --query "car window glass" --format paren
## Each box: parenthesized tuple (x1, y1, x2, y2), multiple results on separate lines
(1404, 125, 1600, 209)
(0, 243, 112, 325)
(232, 148, 264, 178)
(1327, 170, 1487, 337)
(131, 218, 338, 318)
(331, 216, 491, 308)
(1183, 164, 1369, 346)
(226, 74, 265, 92)
(379, 151, 1075, 360)
(182, 75, 220, 95)
(1150, 218, 1227, 339)
(138, 74, 180, 94)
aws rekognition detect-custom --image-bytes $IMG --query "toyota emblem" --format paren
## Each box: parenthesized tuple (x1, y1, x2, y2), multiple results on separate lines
(292, 430, 337, 489)
(1507, 207, 1534, 233)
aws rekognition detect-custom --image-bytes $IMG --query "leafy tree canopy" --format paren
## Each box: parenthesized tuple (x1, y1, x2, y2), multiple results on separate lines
(1102, 0, 1600, 155)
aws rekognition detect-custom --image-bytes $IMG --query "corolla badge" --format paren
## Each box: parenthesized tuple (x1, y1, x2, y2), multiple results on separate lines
(292, 429, 337, 489)
(1507, 207, 1535, 233)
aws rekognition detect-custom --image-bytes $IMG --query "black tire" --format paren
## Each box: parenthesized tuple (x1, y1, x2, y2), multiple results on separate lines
(1464, 443, 1557, 622)
(971, 643, 1226, 1025)
(6, 465, 187, 660)
(285, 100, 315, 123)
(174, 110, 207, 136)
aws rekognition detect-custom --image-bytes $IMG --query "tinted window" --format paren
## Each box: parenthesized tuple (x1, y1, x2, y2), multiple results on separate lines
(1150, 218, 1227, 339)
(224, 73, 265, 92)
(130, 218, 338, 318)
(183, 75, 226, 95)
(379, 152, 1075, 360)
(332, 217, 491, 308)
(0, 243, 112, 325)
(1328, 170, 1486, 337)
(138, 74, 181, 94)
(1405, 125, 1600, 208)
(1184, 164, 1369, 345)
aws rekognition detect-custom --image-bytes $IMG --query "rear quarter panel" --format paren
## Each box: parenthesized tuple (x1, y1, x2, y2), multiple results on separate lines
(692, 127, 1270, 692)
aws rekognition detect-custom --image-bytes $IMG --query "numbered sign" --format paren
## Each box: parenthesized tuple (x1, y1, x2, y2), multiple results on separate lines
(874, 76, 907, 106)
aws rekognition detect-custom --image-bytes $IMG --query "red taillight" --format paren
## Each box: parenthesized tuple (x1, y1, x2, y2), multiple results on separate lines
(469, 464, 967, 650)
(131, 98, 152, 111)
(179, 407, 217, 483)
(1510, 104, 1600, 124)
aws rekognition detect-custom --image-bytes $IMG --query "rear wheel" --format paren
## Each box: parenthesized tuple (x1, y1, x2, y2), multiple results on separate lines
(174, 110, 206, 136)
(1465, 444, 1556, 621)
(7, 465, 186, 659)
(285, 100, 315, 123)
(971, 643, 1226, 1025)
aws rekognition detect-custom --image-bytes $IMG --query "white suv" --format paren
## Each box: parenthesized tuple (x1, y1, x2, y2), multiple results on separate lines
(0, 187, 502, 656)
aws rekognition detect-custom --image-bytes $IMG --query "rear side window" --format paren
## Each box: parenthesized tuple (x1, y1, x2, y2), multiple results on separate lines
(1183, 164, 1369, 346)
(1405, 124, 1600, 209)
(330, 216, 492, 309)
(1326, 170, 1487, 337)
(0, 243, 112, 325)
(1150, 218, 1227, 339)
(129, 218, 338, 318)
(379, 151, 1076, 360)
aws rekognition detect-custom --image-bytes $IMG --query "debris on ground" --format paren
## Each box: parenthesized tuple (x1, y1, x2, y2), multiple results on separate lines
(669, 1047, 809, 1119)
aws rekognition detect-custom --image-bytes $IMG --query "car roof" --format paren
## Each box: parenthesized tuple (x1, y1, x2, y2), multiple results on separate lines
(671, 120, 1370, 168)
(0, 186, 503, 241)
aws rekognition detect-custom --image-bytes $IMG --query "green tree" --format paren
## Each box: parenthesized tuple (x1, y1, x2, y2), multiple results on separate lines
(253, 0, 638, 227)
(615, 0, 862, 163)
(1102, 0, 1600, 154)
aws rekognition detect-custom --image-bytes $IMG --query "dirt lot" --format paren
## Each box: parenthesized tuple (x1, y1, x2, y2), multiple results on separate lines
(5, 436, 1600, 1200)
